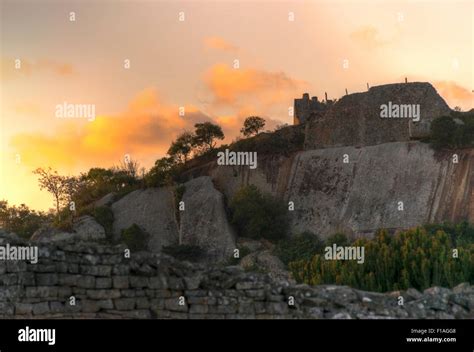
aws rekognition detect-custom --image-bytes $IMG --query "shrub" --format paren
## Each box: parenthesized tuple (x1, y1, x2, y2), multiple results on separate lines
(430, 115, 474, 149)
(120, 224, 150, 251)
(0, 201, 52, 239)
(91, 206, 115, 242)
(289, 227, 474, 292)
(324, 232, 351, 247)
(162, 244, 206, 262)
(274, 231, 324, 266)
(229, 185, 289, 241)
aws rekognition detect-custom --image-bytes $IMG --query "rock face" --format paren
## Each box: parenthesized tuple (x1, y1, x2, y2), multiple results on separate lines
(189, 141, 473, 238)
(111, 188, 179, 252)
(179, 177, 236, 261)
(72, 216, 106, 241)
(304, 82, 452, 149)
(0, 239, 472, 319)
(286, 142, 474, 237)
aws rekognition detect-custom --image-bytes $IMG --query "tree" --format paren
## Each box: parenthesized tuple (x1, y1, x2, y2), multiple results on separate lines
(241, 116, 266, 137)
(33, 167, 77, 216)
(193, 122, 224, 152)
(0, 200, 52, 239)
(430, 116, 457, 149)
(168, 131, 194, 163)
(230, 185, 289, 241)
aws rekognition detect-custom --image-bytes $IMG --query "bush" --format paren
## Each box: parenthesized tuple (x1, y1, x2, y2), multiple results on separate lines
(162, 244, 206, 262)
(0, 201, 52, 239)
(289, 227, 474, 292)
(274, 232, 324, 266)
(91, 206, 115, 241)
(324, 232, 351, 247)
(120, 224, 150, 251)
(230, 185, 289, 241)
(430, 115, 474, 149)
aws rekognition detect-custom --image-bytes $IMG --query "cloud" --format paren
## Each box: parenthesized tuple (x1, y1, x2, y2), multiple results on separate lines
(12, 102, 42, 115)
(1, 57, 74, 80)
(10, 88, 211, 171)
(204, 37, 238, 53)
(433, 81, 473, 109)
(203, 63, 307, 106)
(350, 26, 389, 50)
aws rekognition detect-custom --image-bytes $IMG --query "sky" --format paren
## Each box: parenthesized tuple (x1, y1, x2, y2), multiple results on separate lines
(0, 0, 473, 211)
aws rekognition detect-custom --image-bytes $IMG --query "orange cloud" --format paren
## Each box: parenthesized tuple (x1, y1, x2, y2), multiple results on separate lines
(433, 81, 473, 110)
(204, 37, 238, 53)
(1, 57, 74, 80)
(10, 88, 211, 172)
(204, 63, 307, 106)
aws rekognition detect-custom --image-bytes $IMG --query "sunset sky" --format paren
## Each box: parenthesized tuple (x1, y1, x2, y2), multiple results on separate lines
(1, 0, 473, 211)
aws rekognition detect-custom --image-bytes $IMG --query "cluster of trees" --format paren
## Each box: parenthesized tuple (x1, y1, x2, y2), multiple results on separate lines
(146, 117, 266, 187)
(24, 117, 267, 233)
(0, 200, 53, 239)
(430, 114, 474, 149)
(289, 227, 474, 292)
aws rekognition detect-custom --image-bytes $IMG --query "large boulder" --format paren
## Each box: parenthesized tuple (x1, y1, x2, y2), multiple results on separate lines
(30, 216, 105, 243)
(111, 188, 179, 253)
(94, 192, 116, 208)
(240, 250, 292, 281)
(72, 215, 106, 241)
(179, 177, 236, 262)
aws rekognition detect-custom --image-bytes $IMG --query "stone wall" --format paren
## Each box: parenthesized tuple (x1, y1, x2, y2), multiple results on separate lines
(304, 82, 451, 149)
(0, 236, 472, 319)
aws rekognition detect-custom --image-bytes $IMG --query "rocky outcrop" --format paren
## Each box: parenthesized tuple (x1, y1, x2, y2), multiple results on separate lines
(179, 177, 235, 261)
(240, 250, 291, 282)
(184, 141, 473, 238)
(111, 180, 236, 261)
(31, 216, 106, 243)
(0, 237, 472, 319)
(304, 82, 452, 149)
(286, 142, 473, 237)
(111, 188, 179, 252)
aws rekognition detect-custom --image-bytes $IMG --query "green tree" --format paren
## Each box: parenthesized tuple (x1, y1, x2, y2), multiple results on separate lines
(168, 131, 194, 163)
(0, 200, 52, 239)
(230, 185, 289, 241)
(193, 122, 224, 152)
(33, 167, 77, 217)
(241, 116, 266, 137)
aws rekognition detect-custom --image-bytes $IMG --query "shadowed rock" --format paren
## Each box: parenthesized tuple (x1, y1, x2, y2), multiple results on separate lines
(179, 176, 236, 261)
(111, 188, 179, 252)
